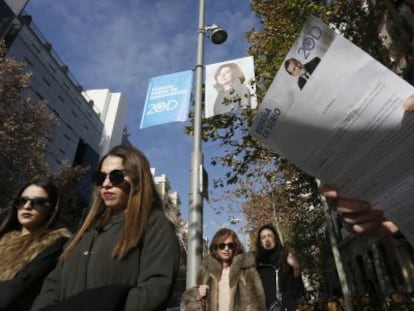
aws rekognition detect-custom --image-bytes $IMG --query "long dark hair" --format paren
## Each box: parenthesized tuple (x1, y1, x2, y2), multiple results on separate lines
(61, 144, 163, 260)
(0, 176, 60, 239)
(255, 224, 288, 267)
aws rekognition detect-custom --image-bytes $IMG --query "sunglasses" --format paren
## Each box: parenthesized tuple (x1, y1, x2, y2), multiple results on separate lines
(218, 242, 236, 250)
(15, 197, 50, 210)
(93, 169, 125, 187)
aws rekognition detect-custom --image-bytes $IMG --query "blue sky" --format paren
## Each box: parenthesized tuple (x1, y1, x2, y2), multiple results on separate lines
(25, 0, 259, 241)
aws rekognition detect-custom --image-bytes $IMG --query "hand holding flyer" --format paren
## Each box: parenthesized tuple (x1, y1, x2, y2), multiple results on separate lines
(250, 16, 414, 245)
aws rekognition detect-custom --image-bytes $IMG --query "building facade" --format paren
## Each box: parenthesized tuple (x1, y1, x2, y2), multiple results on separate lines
(2, 3, 127, 174)
(331, 211, 414, 309)
(84, 89, 127, 156)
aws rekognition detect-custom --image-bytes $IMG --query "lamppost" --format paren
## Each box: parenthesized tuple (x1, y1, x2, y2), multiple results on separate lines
(186, 0, 227, 288)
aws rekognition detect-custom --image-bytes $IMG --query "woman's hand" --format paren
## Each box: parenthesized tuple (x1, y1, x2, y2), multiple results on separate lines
(197, 285, 209, 299)
(403, 94, 414, 111)
(320, 185, 400, 236)
(287, 252, 301, 277)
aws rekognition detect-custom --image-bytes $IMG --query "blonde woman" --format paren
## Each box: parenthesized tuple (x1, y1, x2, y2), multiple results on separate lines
(181, 228, 266, 311)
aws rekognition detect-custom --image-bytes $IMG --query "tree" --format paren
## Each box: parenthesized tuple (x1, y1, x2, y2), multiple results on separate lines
(56, 164, 89, 232)
(185, 0, 414, 284)
(0, 41, 55, 206)
(0, 41, 87, 230)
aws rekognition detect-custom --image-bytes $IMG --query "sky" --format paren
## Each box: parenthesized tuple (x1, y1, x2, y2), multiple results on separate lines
(24, 0, 260, 242)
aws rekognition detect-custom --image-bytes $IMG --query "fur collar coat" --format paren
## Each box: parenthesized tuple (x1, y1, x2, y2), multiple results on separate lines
(0, 228, 71, 280)
(181, 252, 266, 311)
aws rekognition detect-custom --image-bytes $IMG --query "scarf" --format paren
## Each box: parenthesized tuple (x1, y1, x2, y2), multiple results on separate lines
(0, 228, 71, 280)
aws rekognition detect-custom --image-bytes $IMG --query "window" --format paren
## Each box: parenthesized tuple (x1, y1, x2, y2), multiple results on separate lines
(48, 64, 56, 73)
(34, 91, 44, 100)
(0, 2, 14, 33)
(24, 57, 33, 67)
(32, 43, 41, 53)
(43, 78, 50, 87)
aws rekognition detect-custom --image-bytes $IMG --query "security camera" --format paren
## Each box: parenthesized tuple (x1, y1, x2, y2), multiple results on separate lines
(211, 27, 227, 45)
(205, 24, 228, 45)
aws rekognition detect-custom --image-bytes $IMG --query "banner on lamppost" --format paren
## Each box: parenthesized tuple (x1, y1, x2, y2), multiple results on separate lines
(205, 56, 256, 118)
(140, 70, 193, 129)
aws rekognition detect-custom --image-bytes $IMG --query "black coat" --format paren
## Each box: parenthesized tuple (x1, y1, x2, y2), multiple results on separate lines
(256, 249, 304, 311)
(31, 208, 180, 311)
(0, 237, 68, 311)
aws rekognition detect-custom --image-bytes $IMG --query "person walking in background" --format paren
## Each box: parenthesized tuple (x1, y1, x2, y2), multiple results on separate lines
(256, 224, 304, 311)
(0, 177, 71, 311)
(212, 63, 251, 116)
(181, 228, 266, 311)
(31, 145, 180, 311)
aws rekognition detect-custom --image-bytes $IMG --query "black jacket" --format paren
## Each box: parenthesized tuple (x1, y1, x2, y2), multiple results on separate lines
(256, 249, 304, 311)
(31, 208, 180, 311)
(297, 57, 321, 90)
(0, 237, 68, 311)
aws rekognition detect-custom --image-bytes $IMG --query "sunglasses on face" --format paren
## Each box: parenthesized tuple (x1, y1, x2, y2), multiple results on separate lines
(93, 169, 125, 187)
(15, 197, 50, 210)
(218, 242, 236, 250)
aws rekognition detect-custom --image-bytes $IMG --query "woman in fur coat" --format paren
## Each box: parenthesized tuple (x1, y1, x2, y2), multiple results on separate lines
(181, 228, 266, 311)
(0, 177, 71, 311)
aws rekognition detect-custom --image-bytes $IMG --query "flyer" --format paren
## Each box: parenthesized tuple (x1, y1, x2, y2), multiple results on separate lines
(250, 16, 414, 245)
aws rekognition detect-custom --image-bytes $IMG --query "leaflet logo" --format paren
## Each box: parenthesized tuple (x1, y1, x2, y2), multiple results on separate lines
(255, 108, 281, 139)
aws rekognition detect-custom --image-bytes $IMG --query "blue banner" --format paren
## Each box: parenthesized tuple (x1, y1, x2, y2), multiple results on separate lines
(140, 70, 193, 129)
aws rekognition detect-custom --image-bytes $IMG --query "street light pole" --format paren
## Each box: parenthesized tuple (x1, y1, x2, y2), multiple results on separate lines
(316, 179, 354, 311)
(186, 0, 206, 288)
(186, 0, 227, 288)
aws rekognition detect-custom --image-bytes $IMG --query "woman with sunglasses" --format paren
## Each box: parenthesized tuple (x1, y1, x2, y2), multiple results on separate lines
(0, 177, 71, 311)
(32, 144, 180, 311)
(181, 228, 266, 311)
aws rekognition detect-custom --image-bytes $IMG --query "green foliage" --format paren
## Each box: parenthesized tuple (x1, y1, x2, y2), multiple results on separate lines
(185, 0, 413, 284)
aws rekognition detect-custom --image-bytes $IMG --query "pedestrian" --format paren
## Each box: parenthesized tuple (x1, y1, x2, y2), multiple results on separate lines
(181, 228, 266, 311)
(256, 224, 304, 311)
(31, 144, 180, 311)
(0, 177, 71, 311)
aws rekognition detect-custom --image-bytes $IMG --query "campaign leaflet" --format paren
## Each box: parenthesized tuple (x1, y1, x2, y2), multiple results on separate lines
(250, 16, 414, 245)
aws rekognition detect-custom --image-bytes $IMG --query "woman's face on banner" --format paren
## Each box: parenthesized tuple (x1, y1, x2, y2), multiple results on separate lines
(216, 65, 233, 87)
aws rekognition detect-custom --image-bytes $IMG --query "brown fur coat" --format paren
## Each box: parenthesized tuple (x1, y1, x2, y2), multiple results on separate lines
(181, 252, 266, 311)
(0, 228, 71, 280)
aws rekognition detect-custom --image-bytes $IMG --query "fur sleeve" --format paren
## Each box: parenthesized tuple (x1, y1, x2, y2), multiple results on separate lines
(180, 287, 202, 311)
(244, 266, 267, 311)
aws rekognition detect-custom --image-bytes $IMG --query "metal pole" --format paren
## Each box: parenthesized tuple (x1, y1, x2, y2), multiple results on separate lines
(316, 179, 354, 311)
(186, 0, 205, 289)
